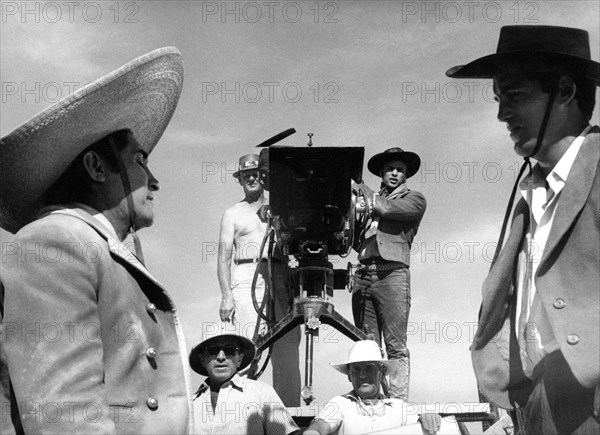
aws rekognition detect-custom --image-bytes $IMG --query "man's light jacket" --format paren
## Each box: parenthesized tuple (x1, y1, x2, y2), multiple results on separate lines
(1, 207, 193, 433)
(472, 127, 600, 408)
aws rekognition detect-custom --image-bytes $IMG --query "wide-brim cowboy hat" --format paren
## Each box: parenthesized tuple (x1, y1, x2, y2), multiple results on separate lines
(446, 25, 600, 85)
(330, 340, 396, 376)
(189, 332, 256, 376)
(367, 147, 421, 178)
(0, 47, 184, 234)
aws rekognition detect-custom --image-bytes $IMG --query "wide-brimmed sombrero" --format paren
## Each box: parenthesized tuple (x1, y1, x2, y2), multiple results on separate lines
(367, 147, 421, 178)
(0, 47, 184, 234)
(446, 25, 600, 85)
(189, 332, 256, 376)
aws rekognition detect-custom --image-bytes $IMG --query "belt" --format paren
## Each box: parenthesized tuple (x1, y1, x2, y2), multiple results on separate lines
(357, 261, 406, 272)
(235, 258, 282, 265)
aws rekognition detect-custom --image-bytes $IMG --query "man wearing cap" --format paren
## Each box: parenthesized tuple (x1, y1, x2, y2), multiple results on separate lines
(189, 329, 300, 434)
(217, 153, 301, 406)
(0, 49, 193, 433)
(351, 148, 427, 401)
(304, 340, 442, 435)
(447, 25, 600, 433)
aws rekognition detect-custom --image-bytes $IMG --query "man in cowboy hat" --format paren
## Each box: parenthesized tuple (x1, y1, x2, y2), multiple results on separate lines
(304, 340, 442, 435)
(447, 25, 600, 433)
(0, 48, 193, 433)
(351, 147, 427, 401)
(189, 326, 299, 434)
(216, 152, 301, 406)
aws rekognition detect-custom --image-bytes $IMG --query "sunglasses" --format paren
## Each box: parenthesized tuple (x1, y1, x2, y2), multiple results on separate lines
(241, 171, 259, 181)
(203, 345, 241, 358)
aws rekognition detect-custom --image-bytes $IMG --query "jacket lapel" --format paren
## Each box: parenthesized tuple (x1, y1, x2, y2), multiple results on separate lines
(475, 201, 528, 347)
(49, 208, 169, 295)
(539, 128, 600, 272)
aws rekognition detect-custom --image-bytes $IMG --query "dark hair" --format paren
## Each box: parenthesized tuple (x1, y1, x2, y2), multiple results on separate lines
(526, 72, 596, 120)
(41, 129, 131, 207)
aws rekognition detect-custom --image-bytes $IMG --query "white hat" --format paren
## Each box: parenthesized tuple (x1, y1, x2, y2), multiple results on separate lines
(330, 340, 395, 375)
(189, 323, 256, 376)
(0, 47, 184, 233)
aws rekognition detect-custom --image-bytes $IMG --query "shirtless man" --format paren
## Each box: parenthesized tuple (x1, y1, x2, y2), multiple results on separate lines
(217, 153, 301, 406)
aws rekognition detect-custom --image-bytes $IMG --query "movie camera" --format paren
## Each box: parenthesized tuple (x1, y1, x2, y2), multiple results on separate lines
(247, 129, 372, 404)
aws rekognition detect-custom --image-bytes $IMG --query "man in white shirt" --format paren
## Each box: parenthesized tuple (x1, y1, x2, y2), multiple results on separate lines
(447, 25, 600, 434)
(304, 341, 442, 435)
(189, 330, 300, 435)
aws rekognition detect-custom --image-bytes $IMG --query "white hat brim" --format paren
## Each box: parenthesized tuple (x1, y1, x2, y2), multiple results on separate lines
(0, 47, 184, 233)
(330, 359, 396, 376)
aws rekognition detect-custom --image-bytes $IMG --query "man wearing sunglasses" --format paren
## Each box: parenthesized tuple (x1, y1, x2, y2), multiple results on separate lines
(189, 331, 299, 434)
(216, 153, 301, 406)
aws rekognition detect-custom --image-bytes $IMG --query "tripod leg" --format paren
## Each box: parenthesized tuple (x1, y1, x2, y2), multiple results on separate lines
(301, 328, 316, 405)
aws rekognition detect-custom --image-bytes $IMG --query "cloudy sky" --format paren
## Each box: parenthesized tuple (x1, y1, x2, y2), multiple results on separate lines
(2, 0, 599, 414)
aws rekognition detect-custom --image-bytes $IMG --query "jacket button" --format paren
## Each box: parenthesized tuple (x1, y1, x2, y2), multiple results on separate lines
(146, 347, 157, 358)
(146, 303, 157, 314)
(566, 334, 580, 345)
(147, 397, 158, 410)
(553, 298, 566, 309)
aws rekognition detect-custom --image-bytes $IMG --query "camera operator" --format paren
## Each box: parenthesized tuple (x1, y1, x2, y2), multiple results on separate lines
(217, 153, 301, 406)
(351, 148, 427, 401)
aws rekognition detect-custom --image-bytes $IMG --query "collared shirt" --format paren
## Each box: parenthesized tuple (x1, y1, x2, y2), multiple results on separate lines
(313, 391, 420, 435)
(193, 374, 299, 435)
(515, 124, 591, 375)
(72, 202, 120, 240)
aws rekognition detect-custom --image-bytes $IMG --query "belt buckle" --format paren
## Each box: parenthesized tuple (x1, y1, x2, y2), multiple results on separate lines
(360, 263, 377, 272)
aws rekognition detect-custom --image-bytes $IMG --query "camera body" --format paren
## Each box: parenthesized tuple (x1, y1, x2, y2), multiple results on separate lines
(266, 146, 364, 258)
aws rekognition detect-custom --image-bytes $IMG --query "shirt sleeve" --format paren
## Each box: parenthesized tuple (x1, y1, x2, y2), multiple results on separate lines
(313, 396, 348, 434)
(261, 384, 300, 435)
(373, 190, 427, 222)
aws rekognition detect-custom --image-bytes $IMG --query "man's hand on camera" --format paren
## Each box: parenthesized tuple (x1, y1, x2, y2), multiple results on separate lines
(220, 296, 236, 322)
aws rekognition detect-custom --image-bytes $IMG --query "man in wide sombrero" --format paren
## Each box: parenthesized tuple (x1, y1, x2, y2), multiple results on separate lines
(0, 48, 193, 433)
(447, 26, 600, 433)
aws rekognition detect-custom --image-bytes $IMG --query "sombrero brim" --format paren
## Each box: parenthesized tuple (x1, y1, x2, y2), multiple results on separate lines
(189, 334, 256, 376)
(330, 359, 396, 376)
(0, 47, 184, 233)
(367, 151, 421, 178)
(446, 51, 600, 85)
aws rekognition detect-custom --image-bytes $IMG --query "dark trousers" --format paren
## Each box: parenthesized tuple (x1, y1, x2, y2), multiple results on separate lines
(351, 267, 410, 400)
(517, 351, 599, 435)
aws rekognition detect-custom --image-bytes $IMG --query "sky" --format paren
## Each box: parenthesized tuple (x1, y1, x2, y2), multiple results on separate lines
(1, 0, 599, 420)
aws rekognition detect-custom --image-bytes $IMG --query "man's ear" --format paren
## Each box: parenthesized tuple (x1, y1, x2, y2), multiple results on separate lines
(82, 151, 108, 182)
(237, 352, 244, 368)
(557, 75, 577, 106)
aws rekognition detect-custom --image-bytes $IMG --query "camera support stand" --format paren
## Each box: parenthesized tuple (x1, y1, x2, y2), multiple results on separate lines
(248, 253, 368, 405)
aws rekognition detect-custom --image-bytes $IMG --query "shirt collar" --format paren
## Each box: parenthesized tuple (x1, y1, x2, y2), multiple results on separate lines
(194, 374, 245, 399)
(520, 125, 591, 197)
(71, 203, 120, 240)
(379, 183, 408, 198)
(342, 390, 393, 406)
